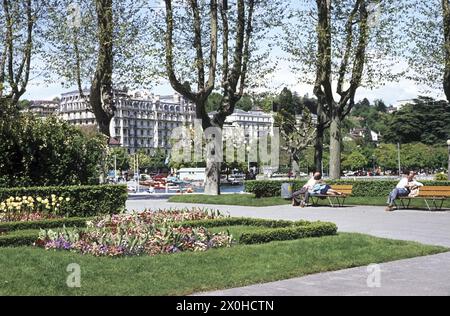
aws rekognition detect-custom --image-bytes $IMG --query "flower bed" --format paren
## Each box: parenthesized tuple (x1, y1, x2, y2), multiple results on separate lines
(0, 195, 69, 223)
(91, 207, 226, 228)
(37, 209, 232, 257)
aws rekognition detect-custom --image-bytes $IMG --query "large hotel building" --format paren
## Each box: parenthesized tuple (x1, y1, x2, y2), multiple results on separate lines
(54, 89, 275, 154)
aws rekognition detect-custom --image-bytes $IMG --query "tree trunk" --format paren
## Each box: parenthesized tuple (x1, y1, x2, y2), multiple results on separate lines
(205, 160, 221, 195)
(443, 0, 450, 102)
(329, 114, 342, 179)
(90, 0, 115, 138)
(314, 123, 325, 173)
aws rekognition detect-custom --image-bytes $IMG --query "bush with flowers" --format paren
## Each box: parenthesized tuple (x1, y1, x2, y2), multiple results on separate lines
(0, 195, 70, 222)
(37, 209, 233, 257)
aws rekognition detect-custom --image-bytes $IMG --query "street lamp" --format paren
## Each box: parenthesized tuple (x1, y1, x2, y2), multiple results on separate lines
(447, 140, 450, 180)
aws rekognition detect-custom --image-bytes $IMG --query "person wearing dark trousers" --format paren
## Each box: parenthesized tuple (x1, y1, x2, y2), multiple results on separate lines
(386, 171, 423, 212)
(292, 172, 321, 207)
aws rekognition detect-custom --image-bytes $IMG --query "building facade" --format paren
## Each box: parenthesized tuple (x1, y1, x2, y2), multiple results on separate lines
(211, 108, 275, 142)
(23, 100, 59, 118)
(59, 89, 195, 154)
(59, 90, 278, 154)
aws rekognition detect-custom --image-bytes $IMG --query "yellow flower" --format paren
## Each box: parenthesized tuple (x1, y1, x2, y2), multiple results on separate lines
(37, 197, 42, 202)
(66, 197, 71, 202)
(59, 197, 64, 202)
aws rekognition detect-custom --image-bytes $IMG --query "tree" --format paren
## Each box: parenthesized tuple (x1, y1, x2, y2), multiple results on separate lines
(342, 151, 368, 171)
(108, 148, 130, 172)
(401, 143, 434, 170)
(285, 0, 405, 179)
(374, 99, 387, 113)
(0, 0, 40, 112)
(406, 0, 450, 103)
(236, 93, 253, 112)
(160, 0, 283, 195)
(44, 0, 152, 137)
(208, 92, 253, 112)
(274, 87, 296, 114)
(275, 108, 316, 169)
(274, 87, 316, 169)
(373, 143, 398, 171)
(206, 92, 223, 113)
(383, 97, 450, 145)
(0, 115, 107, 187)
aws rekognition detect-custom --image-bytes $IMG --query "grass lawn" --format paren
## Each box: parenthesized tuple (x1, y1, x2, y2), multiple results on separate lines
(0, 233, 447, 296)
(168, 194, 450, 210)
(169, 194, 291, 207)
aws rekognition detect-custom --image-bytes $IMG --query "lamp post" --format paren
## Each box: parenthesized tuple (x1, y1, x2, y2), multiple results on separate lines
(447, 140, 450, 180)
(114, 154, 118, 183)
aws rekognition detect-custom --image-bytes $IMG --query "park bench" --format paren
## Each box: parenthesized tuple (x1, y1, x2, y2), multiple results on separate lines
(310, 185, 353, 208)
(397, 186, 450, 211)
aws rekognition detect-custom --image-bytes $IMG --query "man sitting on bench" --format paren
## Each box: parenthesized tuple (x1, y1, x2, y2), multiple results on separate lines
(386, 171, 423, 212)
(292, 172, 321, 208)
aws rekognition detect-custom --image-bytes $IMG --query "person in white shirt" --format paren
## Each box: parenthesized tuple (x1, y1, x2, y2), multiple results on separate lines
(386, 171, 424, 212)
(292, 172, 321, 207)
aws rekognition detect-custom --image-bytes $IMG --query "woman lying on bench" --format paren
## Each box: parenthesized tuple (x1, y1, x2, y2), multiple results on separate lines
(311, 183, 344, 196)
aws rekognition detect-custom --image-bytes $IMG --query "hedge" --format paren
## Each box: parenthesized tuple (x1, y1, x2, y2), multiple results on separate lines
(0, 217, 338, 248)
(0, 185, 127, 217)
(180, 217, 338, 245)
(0, 217, 92, 233)
(178, 217, 311, 229)
(0, 230, 41, 247)
(245, 180, 450, 198)
(239, 222, 338, 244)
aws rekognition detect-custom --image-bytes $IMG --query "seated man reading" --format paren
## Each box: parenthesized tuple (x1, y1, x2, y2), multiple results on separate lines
(386, 171, 423, 212)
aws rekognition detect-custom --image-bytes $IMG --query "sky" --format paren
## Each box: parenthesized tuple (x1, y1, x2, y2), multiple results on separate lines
(24, 61, 444, 106)
(22, 0, 447, 106)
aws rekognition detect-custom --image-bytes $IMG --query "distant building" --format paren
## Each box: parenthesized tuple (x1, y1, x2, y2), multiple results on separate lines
(210, 108, 275, 142)
(386, 105, 397, 114)
(348, 128, 381, 143)
(349, 128, 366, 139)
(23, 100, 59, 118)
(59, 89, 195, 154)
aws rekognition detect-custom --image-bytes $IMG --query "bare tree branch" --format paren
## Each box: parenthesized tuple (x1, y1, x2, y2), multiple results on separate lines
(336, 0, 361, 96)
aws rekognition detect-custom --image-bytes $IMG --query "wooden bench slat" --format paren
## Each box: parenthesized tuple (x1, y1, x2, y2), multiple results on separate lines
(417, 186, 450, 198)
(419, 186, 450, 191)
(331, 185, 353, 190)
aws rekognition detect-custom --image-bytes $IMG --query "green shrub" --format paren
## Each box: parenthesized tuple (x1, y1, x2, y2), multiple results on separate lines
(0, 115, 108, 188)
(0, 217, 92, 233)
(0, 185, 127, 217)
(245, 180, 450, 198)
(0, 230, 40, 247)
(239, 222, 338, 244)
(245, 180, 307, 198)
(179, 217, 311, 229)
(435, 173, 449, 181)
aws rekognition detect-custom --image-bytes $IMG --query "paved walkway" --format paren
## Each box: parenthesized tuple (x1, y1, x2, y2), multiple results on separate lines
(126, 199, 450, 296)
